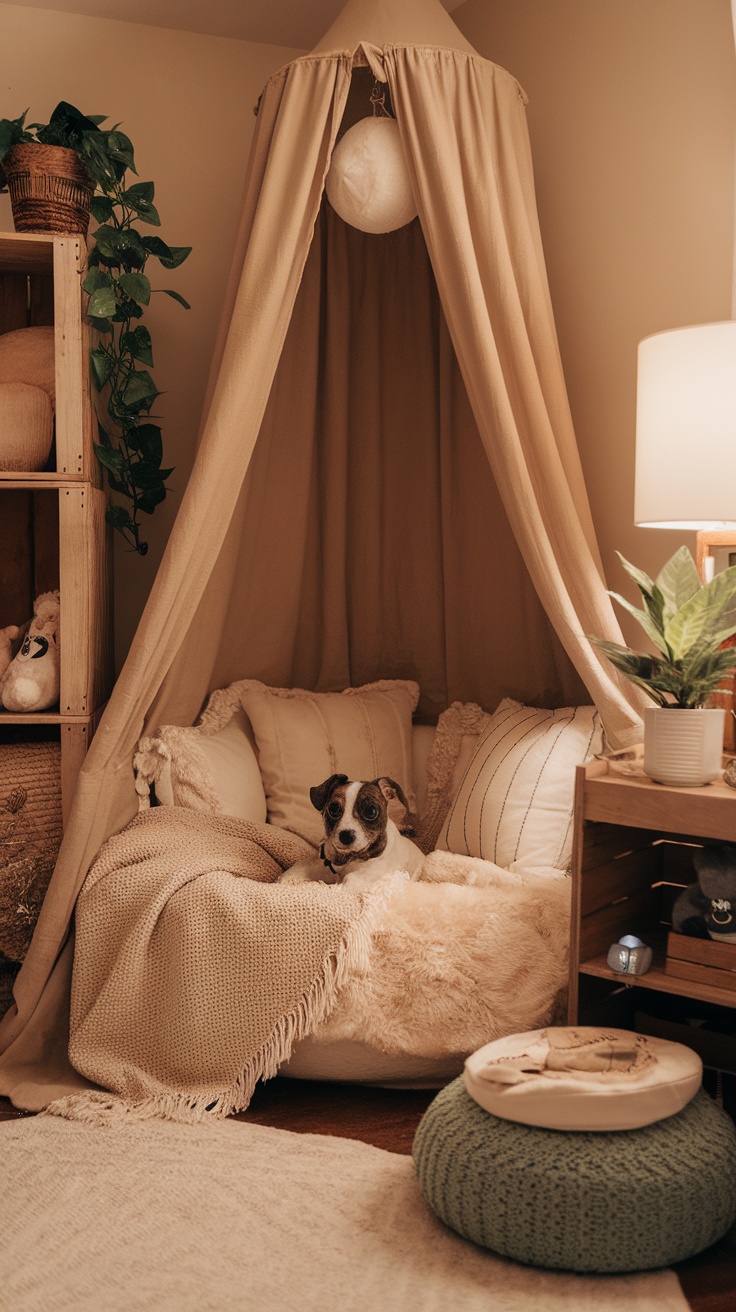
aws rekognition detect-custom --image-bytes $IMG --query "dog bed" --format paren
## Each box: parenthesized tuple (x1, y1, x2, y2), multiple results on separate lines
(129, 686, 587, 1092)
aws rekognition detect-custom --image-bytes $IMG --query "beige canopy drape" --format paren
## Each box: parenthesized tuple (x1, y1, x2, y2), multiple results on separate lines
(0, 0, 644, 1110)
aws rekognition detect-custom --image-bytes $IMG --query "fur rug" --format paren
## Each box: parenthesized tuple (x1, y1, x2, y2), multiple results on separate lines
(0, 1115, 688, 1312)
(314, 853, 570, 1057)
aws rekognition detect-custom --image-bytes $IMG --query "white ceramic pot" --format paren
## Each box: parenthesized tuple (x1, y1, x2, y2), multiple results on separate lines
(643, 706, 725, 787)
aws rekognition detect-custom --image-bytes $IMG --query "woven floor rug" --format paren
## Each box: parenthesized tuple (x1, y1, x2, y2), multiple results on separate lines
(1, 1116, 688, 1312)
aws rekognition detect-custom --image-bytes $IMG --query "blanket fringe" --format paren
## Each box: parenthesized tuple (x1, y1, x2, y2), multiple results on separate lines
(44, 882, 387, 1126)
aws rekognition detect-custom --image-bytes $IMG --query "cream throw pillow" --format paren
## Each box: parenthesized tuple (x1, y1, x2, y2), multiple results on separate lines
(237, 679, 419, 846)
(437, 698, 602, 871)
(133, 690, 267, 824)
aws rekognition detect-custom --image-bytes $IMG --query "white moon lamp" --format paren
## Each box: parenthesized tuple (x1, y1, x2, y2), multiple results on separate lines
(325, 117, 418, 235)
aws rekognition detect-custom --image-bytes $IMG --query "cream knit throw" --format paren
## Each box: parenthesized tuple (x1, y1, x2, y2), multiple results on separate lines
(55, 809, 378, 1121)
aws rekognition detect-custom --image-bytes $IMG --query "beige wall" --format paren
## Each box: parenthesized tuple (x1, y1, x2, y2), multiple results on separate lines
(456, 0, 736, 636)
(0, 3, 302, 668)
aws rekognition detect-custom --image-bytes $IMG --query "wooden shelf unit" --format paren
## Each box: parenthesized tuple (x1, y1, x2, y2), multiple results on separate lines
(569, 758, 736, 1076)
(0, 232, 112, 823)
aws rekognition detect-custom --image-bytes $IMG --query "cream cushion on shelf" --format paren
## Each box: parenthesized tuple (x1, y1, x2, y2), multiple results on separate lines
(0, 383, 54, 472)
(463, 1027, 703, 1131)
(237, 680, 419, 847)
(437, 699, 602, 870)
(133, 690, 266, 824)
(0, 326, 56, 403)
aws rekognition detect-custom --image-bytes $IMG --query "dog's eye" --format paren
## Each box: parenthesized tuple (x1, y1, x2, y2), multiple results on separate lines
(326, 801, 342, 821)
(361, 802, 380, 822)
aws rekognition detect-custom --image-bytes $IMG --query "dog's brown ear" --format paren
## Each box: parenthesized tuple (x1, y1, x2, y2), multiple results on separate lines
(375, 777, 416, 836)
(310, 773, 349, 811)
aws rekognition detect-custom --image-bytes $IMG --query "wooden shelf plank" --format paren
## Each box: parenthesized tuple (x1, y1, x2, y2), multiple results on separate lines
(0, 231, 55, 274)
(0, 710, 94, 725)
(581, 950, 736, 1009)
(584, 768, 736, 842)
(0, 476, 86, 489)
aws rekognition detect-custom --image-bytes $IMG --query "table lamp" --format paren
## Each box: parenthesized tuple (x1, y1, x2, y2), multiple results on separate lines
(635, 319, 736, 750)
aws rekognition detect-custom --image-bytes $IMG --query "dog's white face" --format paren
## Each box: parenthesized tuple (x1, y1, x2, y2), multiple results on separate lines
(310, 774, 412, 870)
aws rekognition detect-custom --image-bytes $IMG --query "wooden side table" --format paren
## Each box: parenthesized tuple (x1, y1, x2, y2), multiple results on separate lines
(569, 758, 736, 1085)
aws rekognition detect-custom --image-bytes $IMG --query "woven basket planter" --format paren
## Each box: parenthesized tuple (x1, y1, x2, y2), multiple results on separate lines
(0, 741, 63, 963)
(3, 142, 94, 236)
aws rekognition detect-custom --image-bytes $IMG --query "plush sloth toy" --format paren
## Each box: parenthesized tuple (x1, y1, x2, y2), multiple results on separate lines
(0, 590, 60, 713)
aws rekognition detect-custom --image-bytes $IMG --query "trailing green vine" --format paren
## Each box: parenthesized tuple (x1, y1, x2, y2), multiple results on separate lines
(0, 101, 191, 555)
(82, 123, 191, 555)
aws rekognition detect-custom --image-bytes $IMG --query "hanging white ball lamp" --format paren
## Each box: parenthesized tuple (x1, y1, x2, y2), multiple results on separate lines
(325, 116, 418, 235)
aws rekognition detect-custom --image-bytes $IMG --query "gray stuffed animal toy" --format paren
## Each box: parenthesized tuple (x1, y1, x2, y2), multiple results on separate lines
(672, 843, 736, 944)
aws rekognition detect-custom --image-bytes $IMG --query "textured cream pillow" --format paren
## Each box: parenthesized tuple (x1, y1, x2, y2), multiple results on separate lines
(0, 326, 56, 403)
(133, 689, 266, 823)
(437, 698, 602, 871)
(417, 702, 492, 852)
(237, 679, 419, 846)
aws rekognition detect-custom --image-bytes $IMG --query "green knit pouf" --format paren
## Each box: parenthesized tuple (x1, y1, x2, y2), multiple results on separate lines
(412, 1078, 736, 1273)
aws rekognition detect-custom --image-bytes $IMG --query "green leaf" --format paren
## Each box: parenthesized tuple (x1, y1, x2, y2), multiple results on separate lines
(159, 245, 191, 270)
(90, 346, 113, 391)
(134, 200, 161, 227)
(121, 325, 153, 366)
(126, 421, 162, 461)
(123, 180, 154, 204)
(94, 442, 124, 471)
(666, 565, 736, 660)
(87, 286, 117, 319)
(122, 370, 159, 410)
(589, 638, 671, 706)
(607, 591, 668, 654)
(117, 272, 151, 306)
(90, 197, 113, 229)
(655, 547, 702, 623)
(141, 237, 191, 268)
(615, 552, 656, 601)
(82, 267, 112, 295)
(107, 129, 136, 174)
(88, 316, 112, 335)
(92, 225, 147, 269)
(156, 288, 190, 309)
(105, 504, 135, 531)
(91, 224, 126, 263)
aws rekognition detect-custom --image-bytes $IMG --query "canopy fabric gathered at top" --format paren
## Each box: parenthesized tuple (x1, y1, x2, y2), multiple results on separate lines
(0, 0, 644, 1111)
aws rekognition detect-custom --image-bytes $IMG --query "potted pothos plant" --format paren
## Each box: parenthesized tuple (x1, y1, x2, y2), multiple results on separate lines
(0, 101, 191, 555)
(590, 546, 736, 786)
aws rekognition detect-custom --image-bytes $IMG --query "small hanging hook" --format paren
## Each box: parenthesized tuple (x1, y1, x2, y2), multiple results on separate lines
(370, 80, 391, 118)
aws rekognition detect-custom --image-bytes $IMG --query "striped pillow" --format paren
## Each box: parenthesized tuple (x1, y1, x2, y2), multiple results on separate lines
(436, 699, 602, 871)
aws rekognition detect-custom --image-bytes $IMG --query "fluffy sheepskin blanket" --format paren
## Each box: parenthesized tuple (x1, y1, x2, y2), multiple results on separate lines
(52, 811, 569, 1122)
(314, 853, 570, 1058)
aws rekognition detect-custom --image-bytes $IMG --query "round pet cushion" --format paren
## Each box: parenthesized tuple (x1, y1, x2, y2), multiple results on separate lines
(464, 1026, 703, 1131)
(413, 1078, 736, 1273)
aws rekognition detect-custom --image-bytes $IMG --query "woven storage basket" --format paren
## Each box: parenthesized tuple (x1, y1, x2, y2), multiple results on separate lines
(0, 741, 62, 963)
(3, 143, 94, 236)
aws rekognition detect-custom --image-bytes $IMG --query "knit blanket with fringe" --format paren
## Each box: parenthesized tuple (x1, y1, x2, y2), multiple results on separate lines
(54, 808, 379, 1122)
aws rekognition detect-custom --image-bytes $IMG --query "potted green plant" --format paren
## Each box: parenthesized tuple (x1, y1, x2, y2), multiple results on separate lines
(1, 101, 191, 554)
(0, 102, 102, 234)
(590, 546, 736, 786)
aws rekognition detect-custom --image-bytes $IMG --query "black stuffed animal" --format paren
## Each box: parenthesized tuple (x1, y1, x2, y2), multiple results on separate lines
(672, 843, 736, 943)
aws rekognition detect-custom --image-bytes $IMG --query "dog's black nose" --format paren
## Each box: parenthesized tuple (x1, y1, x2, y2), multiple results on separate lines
(338, 830, 355, 846)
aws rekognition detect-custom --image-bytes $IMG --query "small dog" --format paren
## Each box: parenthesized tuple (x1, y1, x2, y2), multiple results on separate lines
(280, 773, 423, 890)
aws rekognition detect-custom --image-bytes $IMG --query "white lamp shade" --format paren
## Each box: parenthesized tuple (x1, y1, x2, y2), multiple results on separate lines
(325, 117, 418, 235)
(635, 321, 736, 529)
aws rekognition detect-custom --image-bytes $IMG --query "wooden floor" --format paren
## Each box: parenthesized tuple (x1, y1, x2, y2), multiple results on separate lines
(3, 1076, 736, 1309)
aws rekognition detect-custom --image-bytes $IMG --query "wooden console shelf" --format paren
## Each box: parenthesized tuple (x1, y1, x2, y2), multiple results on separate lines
(0, 231, 112, 824)
(569, 758, 736, 1075)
